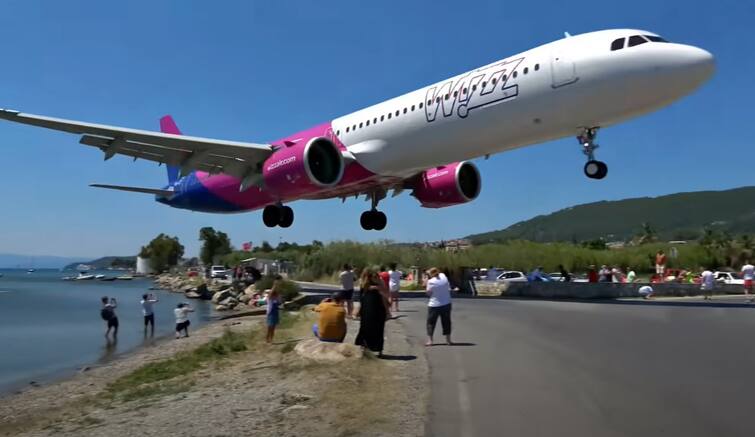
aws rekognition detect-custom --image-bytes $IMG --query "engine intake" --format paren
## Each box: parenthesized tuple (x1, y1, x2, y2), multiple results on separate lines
(263, 137, 344, 197)
(411, 161, 481, 208)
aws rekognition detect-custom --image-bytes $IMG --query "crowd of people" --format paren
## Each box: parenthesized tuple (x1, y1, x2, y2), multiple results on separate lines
(99, 293, 196, 341)
(305, 264, 455, 356)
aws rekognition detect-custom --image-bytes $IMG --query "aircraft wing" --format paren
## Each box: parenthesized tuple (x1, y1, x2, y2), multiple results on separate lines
(0, 108, 274, 183)
(89, 184, 176, 197)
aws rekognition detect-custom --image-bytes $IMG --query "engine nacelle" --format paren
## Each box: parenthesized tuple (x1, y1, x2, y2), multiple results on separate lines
(411, 161, 481, 208)
(262, 137, 344, 198)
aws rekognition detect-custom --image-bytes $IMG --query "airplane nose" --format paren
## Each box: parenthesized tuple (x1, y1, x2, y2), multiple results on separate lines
(678, 45, 715, 84)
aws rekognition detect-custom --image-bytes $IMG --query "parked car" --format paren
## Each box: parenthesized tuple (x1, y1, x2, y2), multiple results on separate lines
(714, 271, 744, 285)
(210, 265, 228, 279)
(496, 271, 528, 283)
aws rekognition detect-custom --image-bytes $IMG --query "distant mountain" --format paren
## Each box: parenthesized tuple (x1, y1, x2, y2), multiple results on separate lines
(0, 254, 87, 269)
(63, 256, 136, 271)
(466, 187, 755, 244)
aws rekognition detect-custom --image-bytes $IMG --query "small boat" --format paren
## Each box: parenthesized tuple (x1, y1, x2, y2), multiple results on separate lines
(27, 268, 35, 273)
(95, 274, 106, 280)
(61, 276, 75, 281)
(116, 275, 134, 280)
(75, 273, 96, 280)
(100, 277, 117, 282)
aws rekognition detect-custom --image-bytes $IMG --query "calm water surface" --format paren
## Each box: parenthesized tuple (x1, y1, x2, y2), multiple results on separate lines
(0, 269, 213, 394)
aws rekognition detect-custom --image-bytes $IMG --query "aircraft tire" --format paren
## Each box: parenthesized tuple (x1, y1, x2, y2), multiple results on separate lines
(262, 205, 280, 227)
(279, 206, 294, 228)
(373, 211, 387, 231)
(360, 211, 374, 230)
(584, 160, 608, 179)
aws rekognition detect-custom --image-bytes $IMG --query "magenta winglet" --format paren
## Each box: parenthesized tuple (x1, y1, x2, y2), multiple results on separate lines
(159, 115, 182, 135)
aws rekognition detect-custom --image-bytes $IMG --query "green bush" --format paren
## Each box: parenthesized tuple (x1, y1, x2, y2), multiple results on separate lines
(254, 275, 301, 301)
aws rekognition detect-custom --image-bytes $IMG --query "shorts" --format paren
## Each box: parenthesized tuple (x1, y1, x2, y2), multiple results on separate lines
(144, 314, 154, 326)
(390, 290, 400, 300)
(745, 279, 753, 290)
(107, 317, 119, 329)
(341, 289, 354, 300)
(267, 311, 279, 327)
(175, 320, 190, 331)
(655, 264, 665, 275)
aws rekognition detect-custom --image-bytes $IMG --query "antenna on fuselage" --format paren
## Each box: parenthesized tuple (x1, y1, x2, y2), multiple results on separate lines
(564, 31, 572, 38)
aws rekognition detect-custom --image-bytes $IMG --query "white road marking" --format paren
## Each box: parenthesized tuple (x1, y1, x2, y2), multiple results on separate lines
(453, 349, 475, 437)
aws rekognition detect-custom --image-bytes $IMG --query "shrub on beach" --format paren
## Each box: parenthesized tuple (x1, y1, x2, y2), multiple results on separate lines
(254, 275, 301, 301)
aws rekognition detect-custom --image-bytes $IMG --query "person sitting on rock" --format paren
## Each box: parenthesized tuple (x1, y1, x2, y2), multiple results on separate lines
(312, 292, 347, 343)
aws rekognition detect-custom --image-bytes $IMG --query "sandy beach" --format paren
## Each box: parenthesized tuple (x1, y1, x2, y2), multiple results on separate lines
(0, 309, 427, 437)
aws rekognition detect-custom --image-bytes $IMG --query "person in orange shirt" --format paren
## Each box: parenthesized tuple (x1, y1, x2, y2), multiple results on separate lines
(312, 293, 347, 342)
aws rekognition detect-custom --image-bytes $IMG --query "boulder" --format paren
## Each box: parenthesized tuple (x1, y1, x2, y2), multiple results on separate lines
(212, 289, 232, 304)
(219, 296, 239, 308)
(244, 285, 256, 296)
(294, 339, 363, 362)
(239, 294, 252, 304)
(215, 304, 230, 311)
(185, 291, 201, 299)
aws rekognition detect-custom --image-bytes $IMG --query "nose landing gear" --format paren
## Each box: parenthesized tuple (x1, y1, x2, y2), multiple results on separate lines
(578, 127, 608, 180)
(262, 204, 294, 228)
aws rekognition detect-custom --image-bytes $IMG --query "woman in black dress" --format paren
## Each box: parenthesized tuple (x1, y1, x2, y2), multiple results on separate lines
(355, 268, 389, 355)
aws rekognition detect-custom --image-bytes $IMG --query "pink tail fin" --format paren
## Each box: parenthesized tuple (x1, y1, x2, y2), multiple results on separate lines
(159, 115, 182, 135)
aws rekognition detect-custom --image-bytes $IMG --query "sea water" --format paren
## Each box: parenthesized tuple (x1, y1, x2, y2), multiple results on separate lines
(0, 269, 213, 394)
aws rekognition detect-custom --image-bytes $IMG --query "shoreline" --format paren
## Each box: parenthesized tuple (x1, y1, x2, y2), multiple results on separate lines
(0, 307, 428, 437)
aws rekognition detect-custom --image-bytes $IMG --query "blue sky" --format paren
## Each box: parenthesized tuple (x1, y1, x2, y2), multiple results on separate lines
(0, 0, 751, 258)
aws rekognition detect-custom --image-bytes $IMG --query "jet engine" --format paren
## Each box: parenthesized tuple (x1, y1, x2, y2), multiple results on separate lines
(411, 161, 481, 208)
(262, 137, 344, 197)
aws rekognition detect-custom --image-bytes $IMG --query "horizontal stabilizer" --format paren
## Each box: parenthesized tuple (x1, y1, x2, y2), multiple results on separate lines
(90, 184, 175, 196)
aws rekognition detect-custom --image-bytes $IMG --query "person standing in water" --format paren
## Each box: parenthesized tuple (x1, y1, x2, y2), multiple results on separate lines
(174, 303, 194, 339)
(141, 293, 159, 337)
(101, 296, 119, 340)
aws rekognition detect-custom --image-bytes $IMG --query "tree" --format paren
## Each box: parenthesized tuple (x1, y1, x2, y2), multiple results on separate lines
(199, 227, 232, 265)
(260, 241, 273, 253)
(140, 234, 184, 272)
(635, 222, 657, 245)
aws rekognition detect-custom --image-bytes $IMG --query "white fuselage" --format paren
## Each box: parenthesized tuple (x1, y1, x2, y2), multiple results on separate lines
(333, 29, 714, 177)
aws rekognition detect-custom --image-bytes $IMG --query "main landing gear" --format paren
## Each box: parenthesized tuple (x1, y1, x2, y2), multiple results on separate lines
(578, 127, 608, 180)
(262, 204, 294, 228)
(361, 191, 387, 231)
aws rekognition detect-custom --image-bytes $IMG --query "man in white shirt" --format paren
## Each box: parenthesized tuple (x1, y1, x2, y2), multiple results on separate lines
(388, 263, 402, 312)
(741, 261, 754, 302)
(339, 264, 356, 317)
(701, 269, 715, 300)
(141, 293, 159, 337)
(425, 267, 453, 346)
(174, 303, 194, 339)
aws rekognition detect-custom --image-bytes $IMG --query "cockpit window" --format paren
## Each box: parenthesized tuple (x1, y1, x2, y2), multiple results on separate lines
(610, 38, 625, 51)
(627, 35, 649, 47)
(644, 35, 669, 43)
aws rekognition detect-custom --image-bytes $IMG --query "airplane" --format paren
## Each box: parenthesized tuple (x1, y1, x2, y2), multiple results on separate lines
(0, 29, 713, 231)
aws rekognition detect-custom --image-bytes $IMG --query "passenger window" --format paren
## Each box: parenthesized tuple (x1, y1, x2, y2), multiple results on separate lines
(366, 120, 370, 126)
(411, 105, 415, 111)
(427, 99, 432, 105)
(352, 125, 356, 130)
(534, 64, 539, 71)
(436, 97, 440, 103)
(359, 122, 363, 128)
(346, 127, 350, 132)
(472, 84, 477, 91)
(388, 113, 392, 119)
(627, 35, 648, 47)
(523, 67, 528, 74)
(337, 130, 340, 135)
(513, 71, 517, 78)
(419, 102, 423, 109)
(373, 117, 377, 123)
(381, 115, 384, 121)
(395, 110, 399, 116)
(610, 38, 625, 51)
(444, 94, 449, 100)
(502, 74, 507, 81)
(491, 78, 497, 85)
(403, 108, 407, 114)
(482, 81, 487, 88)
(463, 87, 467, 94)
(453, 91, 458, 97)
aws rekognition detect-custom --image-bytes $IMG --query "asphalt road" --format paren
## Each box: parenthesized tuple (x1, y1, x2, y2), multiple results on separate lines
(398, 296, 755, 437)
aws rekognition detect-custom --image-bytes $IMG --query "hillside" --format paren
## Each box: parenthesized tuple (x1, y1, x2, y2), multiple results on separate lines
(0, 254, 86, 269)
(467, 187, 755, 244)
(63, 256, 136, 271)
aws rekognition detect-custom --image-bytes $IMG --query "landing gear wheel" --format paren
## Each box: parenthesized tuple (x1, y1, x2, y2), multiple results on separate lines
(278, 206, 294, 228)
(360, 211, 374, 230)
(584, 160, 608, 179)
(360, 210, 387, 231)
(373, 211, 387, 231)
(262, 205, 280, 227)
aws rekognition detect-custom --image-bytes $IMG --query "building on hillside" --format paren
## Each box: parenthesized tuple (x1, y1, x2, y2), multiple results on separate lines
(444, 239, 472, 252)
